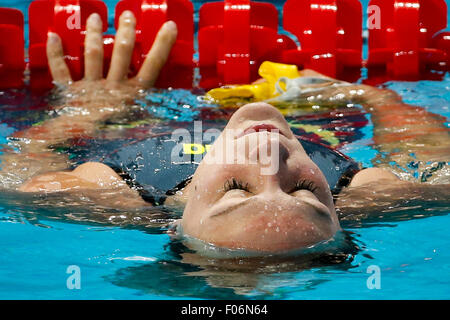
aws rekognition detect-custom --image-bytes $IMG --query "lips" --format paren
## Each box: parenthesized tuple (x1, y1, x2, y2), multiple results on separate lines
(239, 123, 285, 138)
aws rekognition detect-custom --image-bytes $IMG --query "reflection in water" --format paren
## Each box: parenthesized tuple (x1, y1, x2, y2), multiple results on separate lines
(2, 184, 449, 298)
(0, 188, 361, 298)
(0, 189, 178, 233)
(104, 234, 359, 299)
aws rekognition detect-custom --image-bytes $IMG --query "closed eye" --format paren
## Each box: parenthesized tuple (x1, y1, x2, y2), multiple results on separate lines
(224, 178, 251, 193)
(289, 180, 318, 194)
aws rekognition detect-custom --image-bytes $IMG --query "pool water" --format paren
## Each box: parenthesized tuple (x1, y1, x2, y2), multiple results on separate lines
(0, 0, 449, 300)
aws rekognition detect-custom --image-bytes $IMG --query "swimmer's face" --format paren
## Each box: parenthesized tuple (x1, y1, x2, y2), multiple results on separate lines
(181, 103, 340, 253)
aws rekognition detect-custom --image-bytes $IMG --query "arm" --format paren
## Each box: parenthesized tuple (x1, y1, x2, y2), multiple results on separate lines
(301, 69, 449, 183)
(24, 11, 176, 145)
(357, 87, 449, 184)
(331, 95, 450, 219)
(298, 70, 450, 219)
(13, 11, 177, 208)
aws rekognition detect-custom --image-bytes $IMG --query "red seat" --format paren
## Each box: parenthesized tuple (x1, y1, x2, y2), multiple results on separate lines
(6, 0, 448, 93)
(432, 30, 450, 72)
(0, 8, 25, 89)
(198, 0, 296, 88)
(29, 0, 109, 91)
(282, 0, 362, 81)
(367, 0, 448, 80)
(115, 0, 194, 88)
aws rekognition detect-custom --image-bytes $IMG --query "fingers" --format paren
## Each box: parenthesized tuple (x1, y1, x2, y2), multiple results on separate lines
(46, 11, 176, 87)
(135, 21, 178, 88)
(107, 10, 136, 82)
(46, 32, 72, 85)
(84, 13, 104, 81)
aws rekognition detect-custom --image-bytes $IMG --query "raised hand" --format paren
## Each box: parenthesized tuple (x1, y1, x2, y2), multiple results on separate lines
(46, 10, 178, 90)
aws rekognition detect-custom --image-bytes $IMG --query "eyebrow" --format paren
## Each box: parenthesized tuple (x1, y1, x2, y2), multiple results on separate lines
(210, 197, 258, 218)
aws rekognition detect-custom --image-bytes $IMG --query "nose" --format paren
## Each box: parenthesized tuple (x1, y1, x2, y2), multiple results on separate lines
(248, 134, 289, 176)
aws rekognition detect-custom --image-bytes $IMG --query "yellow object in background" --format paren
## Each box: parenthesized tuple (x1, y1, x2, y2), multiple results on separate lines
(205, 61, 301, 103)
(205, 61, 340, 147)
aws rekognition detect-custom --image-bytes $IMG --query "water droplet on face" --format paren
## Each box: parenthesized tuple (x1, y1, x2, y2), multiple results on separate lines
(267, 222, 272, 227)
(277, 206, 282, 211)
(264, 204, 268, 210)
(276, 227, 280, 232)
